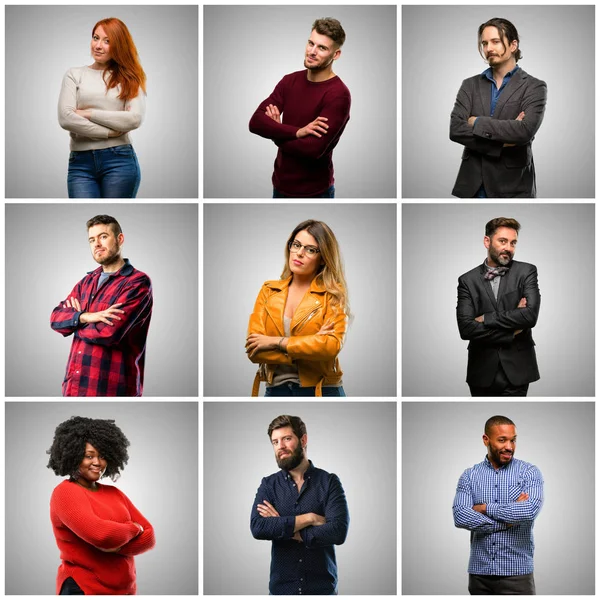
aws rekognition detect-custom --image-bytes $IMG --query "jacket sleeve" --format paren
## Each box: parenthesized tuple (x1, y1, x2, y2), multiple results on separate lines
(486, 466, 544, 524)
(449, 78, 503, 157)
(51, 484, 141, 550)
(456, 277, 515, 344)
(88, 92, 146, 132)
(285, 300, 347, 361)
(249, 77, 302, 141)
(50, 281, 85, 336)
(247, 285, 294, 365)
(75, 276, 153, 347)
(114, 489, 156, 556)
(250, 478, 296, 540)
(483, 267, 540, 330)
(472, 79, 547, 145)
(275, 91, 351, 160)
(57, 69, 114, 139)
(300, 474, 349, 548)
(453, 470, 509, 533)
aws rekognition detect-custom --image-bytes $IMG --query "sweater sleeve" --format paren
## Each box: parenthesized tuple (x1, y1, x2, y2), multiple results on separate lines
(114, 488, 156, 556)
(89, 92, 146, 132)
(51, 483, 141, 550)
(58, 69, 113, 139)
(249, 76, 301, 141)
(275, 89, 351, 159)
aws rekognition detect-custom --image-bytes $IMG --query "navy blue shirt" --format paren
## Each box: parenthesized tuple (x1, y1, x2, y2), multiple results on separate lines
(250, 460, 350, 595)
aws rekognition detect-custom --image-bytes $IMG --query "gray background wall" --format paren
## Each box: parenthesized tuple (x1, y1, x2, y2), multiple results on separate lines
(6, 204, 198, 396)
(204, 401, 397, 594)
(402, 5, 595, 198)
(5, 401, 198, 595)
(204, 5, 397, 198)
(6, 5, 198, 198)
(402, 203, 595, 397)
(402, 402, 595, 595)
(203, 203, 397, 397)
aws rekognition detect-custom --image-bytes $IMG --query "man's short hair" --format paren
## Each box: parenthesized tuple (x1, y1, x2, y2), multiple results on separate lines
(478, 17, 522, 62)
(267, 415, 307, 440)
(484, 415, 516, 436)
(312, 18, 346, 47)
(485, 217, 521, 238)
(86, 215, 123, 237)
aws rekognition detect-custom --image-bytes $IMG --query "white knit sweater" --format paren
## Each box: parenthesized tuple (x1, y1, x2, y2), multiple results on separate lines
(58, 66, 146, 151)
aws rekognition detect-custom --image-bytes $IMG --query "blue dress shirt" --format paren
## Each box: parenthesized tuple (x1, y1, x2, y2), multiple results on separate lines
(453, 456, 543, 576)
(251, 460, 350, 595)
(475, 64, 520, 197)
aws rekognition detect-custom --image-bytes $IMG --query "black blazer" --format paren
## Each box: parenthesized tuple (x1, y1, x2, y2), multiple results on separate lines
(456, 260, 541, 387)
(450, 68, 547, 198)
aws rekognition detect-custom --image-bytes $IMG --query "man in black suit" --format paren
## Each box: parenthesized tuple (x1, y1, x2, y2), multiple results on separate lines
(450, 18, 547, 198)
(456, 217, 540, 396)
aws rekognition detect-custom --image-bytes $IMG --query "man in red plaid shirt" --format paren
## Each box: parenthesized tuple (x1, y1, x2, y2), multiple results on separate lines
(50, 215, 153, 396)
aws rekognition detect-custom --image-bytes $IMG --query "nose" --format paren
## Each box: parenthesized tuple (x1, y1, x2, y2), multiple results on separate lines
(296, 246, 305, 257)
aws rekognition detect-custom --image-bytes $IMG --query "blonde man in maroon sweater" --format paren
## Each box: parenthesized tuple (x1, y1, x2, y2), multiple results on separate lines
(249, 18, 351, 198)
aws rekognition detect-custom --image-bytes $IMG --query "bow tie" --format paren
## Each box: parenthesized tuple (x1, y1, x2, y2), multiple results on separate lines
(484, 267, 509, 281)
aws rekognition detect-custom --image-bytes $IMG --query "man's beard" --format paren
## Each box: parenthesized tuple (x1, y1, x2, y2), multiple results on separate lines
(304, 56, 334, 72)
(489, 246, 513, 267)
(276, 443, 304, 470)
(489, 446, 513, 466)
(94, 248, 119, 266)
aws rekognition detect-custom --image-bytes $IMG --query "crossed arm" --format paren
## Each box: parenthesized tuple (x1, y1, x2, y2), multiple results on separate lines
(251, 475, 349, 547)
(453, 469, 543, 532)
(50, 278, 152, 346)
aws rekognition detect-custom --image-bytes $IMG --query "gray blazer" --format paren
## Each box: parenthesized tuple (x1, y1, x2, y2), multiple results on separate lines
(450, 68, 547, 198)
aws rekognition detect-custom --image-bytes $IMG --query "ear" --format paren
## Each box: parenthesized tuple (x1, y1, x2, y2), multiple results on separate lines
(117, 233, 125, 246)
(483, 235, 491, 250)
(333, 48, 342, 61)
(482, 434, 489, 447)
(300, 433, 308, 449)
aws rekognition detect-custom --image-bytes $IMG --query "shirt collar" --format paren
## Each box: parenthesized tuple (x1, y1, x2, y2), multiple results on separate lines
(481, 64, 520, 83)
(281, 459, 315, 479)
(88, 258, 134, 276)
(484, 454, 515, 471)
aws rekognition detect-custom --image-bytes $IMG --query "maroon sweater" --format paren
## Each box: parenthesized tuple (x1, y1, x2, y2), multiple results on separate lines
(249, 70, 351, 197)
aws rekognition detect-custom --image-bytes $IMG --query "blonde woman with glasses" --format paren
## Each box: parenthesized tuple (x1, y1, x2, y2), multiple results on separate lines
(246, 220, 349, 397)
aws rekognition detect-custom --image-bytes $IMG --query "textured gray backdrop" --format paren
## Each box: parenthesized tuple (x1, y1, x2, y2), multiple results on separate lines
(203, 203, 397, 397)
(204, 5, 397, 198)
(5, 401, 198, 595)
(204, 401, 397, 594)
(6, 204, 198, 396)
(402, 5, 595, 198)
(6, 5, 198, 198)
(402, 203, 595, 397)
(402, 402, 595, 595)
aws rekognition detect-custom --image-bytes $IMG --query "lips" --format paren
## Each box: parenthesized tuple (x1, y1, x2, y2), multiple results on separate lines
(293, 260, 304, 266)
(279, 452, 291, 458)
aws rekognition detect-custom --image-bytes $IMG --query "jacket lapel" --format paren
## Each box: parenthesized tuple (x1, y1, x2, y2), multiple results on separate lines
(264, 277, 291, 337)
(480, 263, 497, 309)
(494, 69, 527, 118)
(476, 76, 492, 117)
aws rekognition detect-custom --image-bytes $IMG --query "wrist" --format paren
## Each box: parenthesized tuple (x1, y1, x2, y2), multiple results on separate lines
(79, 312, 89, 324)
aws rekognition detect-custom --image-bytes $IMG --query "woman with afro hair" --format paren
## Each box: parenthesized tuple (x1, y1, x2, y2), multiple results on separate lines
(48, 416, 155, 595)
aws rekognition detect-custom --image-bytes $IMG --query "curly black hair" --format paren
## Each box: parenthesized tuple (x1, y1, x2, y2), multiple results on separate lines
(47, 416, 130, 481)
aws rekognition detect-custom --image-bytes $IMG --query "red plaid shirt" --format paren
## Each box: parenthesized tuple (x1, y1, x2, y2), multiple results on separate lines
(50, 260, 152, 396)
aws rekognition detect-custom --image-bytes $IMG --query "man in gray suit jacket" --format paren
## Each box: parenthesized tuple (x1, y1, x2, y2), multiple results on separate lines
(450, 18, 547, 198)
(456, 218, 540, 396)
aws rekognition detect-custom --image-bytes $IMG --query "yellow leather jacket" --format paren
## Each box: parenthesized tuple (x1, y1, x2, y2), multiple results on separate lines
(247, 276, 347, 396)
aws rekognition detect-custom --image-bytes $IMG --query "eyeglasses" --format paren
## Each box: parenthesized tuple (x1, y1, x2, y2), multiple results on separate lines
(289, 240, 320, 257)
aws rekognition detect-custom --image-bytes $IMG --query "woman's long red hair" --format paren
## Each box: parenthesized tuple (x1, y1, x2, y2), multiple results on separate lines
(93, 18, 146, 101)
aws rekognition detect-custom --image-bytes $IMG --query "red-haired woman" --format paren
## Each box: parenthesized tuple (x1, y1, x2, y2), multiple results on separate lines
(58, 18, 146, 198)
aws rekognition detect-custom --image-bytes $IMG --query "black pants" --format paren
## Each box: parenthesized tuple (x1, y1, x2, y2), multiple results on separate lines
(469, 364, 529, 397)
(59, 577, 84, 595)
(469, 573, 536, 595)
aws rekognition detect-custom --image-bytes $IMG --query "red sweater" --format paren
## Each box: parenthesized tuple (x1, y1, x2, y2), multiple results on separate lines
(50, 480, 156, 595)
(249, 70, 351, 197)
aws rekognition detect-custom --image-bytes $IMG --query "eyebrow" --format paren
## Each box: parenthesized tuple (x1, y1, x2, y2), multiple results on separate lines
(308, 38, 330, 50)
(293, 238, 319, 248)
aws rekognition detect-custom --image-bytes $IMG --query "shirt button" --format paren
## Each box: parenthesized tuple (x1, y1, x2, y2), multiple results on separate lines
(299, 559, 302, 563)
(76, 370, 79, 374)
(78, 351, 81, 354)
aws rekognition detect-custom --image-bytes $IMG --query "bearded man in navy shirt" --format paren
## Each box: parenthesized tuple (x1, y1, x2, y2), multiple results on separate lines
(251, 414, 349, 595)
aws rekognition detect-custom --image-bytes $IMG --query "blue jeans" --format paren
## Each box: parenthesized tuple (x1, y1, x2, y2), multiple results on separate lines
(265, 382, 346, 397)
(273, 185, 335, 198)
(67, 144, 141, 198)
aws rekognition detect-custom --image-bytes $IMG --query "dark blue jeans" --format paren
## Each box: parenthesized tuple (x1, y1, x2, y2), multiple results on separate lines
(67, 144, 141, 198)
(265, 382, 346, 396)
(273, 185, 335, 198)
